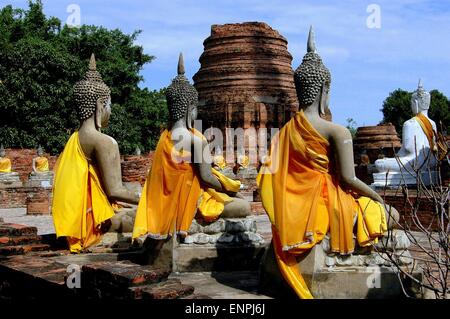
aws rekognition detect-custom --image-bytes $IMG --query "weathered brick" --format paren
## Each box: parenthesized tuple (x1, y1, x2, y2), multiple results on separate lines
(0, 223, 37, 236)
(129, 279, 195, 299)
(0, 243, 49, 256)
(81, 261, 170, 289)
(0, 235, 42, 247)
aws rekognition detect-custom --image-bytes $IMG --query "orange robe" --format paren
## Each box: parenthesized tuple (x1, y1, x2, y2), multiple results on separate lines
(132, 129, 241, 240)
(0, 157, 12, 173)
(415, 113, 436, 152)
(257, 110, 387, 299)
(52, 132, 115, 253)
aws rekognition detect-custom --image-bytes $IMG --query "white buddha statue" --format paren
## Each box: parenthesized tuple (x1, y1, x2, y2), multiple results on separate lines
(373, 80, 438, 186)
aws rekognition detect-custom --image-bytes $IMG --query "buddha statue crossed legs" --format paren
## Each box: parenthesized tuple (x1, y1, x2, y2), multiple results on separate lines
(257, 27, 399, 299)
(132, 53, 250, 242)
(373, 81, 440, 186)
(52, 54, 140, 253)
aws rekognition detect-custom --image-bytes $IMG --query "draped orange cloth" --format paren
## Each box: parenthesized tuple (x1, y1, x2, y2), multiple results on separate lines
(415, 113, 436, 152)
(257, 110, 387, 299)
(52, 132, 115, 253)
(0, 157, 12, 173)
(132, 129, 241, 240)
(35, 157, 49, 172)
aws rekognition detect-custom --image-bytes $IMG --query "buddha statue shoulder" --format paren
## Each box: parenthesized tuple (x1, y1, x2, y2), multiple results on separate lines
(375, 81, 438, 174)
(257, 26, 399, 299)
(0, 145, 12, 173)
(132, 53, 250, 242)
(52, 54, 140, 253)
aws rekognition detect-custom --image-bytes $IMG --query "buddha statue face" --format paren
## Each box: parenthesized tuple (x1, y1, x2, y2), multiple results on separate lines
(0, 147, 5, 158)
(37, 147, 44, 157)
(410, 80, 430, 115)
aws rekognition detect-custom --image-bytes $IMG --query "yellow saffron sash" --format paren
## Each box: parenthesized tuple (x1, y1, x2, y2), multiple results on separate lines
(257, 110, 387, 298)
(415, 113, 436, 152)
(35, 157, 49, 172)
(132, 129, 241, 239)
(0, 158, 12, 173)
(51, 132, 115, 253)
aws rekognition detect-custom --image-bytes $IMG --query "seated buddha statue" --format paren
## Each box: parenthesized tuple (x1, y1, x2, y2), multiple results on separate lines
(0, 145, 12, 173)
(32, 146, 50, 174)
(257, 27, 399, 299)
(52, 54, 140, 253)
(373, 81, 440, 186)
(132, 53, 250, 242)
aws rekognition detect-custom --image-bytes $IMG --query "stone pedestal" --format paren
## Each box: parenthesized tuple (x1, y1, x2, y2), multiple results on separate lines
(0, 173, 22, 188)
(372, 170, 438, 188)
(174, 217, 267, 272)
(26, 172, 53, 188)
(259, 230, 421, 299)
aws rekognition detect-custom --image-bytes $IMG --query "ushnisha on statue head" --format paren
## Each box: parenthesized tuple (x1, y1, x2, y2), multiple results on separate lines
(165, 53, 198, 129)
(411, 79, 431, 115)
(294, 26, 331, 116)
(73, 54, 112, 129)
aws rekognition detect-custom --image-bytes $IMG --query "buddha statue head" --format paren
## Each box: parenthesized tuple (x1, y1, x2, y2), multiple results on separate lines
(166, 53, 198, 129)
(0, 145, 5, 158)
(37, 145, 44, 157)
(294, 26, 331, 116)
(411, 79, 431, 115)
(73, 54, 112, 129)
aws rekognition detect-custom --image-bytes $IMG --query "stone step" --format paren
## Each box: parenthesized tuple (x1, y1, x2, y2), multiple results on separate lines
(0, 223, 38, 237)
(129, 279, 195, 299)
(81, 261, 171, 290)
(0, 243, 51, 256)
(0, 235, 43, 247)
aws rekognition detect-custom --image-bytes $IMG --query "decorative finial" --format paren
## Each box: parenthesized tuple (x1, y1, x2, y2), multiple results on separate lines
(418, 78, 423, 90)
(178, 53, 185, 75)
(89, 53, 97, 71)
(307, 25, 316, 53)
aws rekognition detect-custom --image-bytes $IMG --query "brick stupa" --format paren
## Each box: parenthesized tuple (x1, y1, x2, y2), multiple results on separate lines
(193, 22, 299, 134)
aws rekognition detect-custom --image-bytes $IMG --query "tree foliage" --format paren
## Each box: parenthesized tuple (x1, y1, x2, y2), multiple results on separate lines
(380, 88, 450, 136)
(0, 1, 168, 154)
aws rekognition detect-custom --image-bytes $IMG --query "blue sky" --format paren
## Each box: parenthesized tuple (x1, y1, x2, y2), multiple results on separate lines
(4, 0, 450, 126)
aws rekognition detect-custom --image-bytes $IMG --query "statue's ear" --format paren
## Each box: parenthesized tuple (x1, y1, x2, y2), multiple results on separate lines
(319, 83, 327, 117)
(95, 98, 103, 129)
(186, 106, 193, 130)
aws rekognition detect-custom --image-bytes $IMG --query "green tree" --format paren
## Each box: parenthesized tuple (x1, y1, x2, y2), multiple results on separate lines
(380, 88, 450, 135)
(345, 118, 358, 139)
(0, 1, 167, 154)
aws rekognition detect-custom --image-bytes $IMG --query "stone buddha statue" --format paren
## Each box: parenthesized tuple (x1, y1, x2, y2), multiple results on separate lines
(0, 145, 21, 187)
(132, 53, 250, 243)
(52, 54, 140, 253)
(0, 145, 12, 173)
(373, 81, 439, 186)
(28, 146, 54, 187)
(257, 27, 399, 299)
(32, 146, 49, 174)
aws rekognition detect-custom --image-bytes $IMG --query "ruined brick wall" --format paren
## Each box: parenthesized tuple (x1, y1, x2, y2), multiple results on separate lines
(379, 190, 441, 232)
(0, 187, 52, 212)
(354, 124, 402, 164)
(121, 153, 154, 186)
